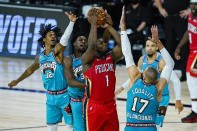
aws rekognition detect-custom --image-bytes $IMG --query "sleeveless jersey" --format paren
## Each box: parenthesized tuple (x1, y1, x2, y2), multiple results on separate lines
(68, 56, 85, 98)
(188, 13, 197, 51)
(83, 54, 116, 102)
(141, 54, 169, 95)
(126, 78, 159, 123)
(39, 49, 67, 91)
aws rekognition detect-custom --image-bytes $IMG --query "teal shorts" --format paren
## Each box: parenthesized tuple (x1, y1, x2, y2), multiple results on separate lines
(46, 91, 72, 125)
(70, 97, 85, 131)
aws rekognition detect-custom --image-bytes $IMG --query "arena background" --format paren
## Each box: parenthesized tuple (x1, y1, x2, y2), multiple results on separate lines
(0, 0, 196, 131)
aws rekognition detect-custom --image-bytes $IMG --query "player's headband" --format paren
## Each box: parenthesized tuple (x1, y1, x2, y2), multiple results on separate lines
(191, 0, 197, 3)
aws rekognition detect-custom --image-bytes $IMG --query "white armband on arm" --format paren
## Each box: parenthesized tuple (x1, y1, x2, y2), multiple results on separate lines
(120, 31, 135, 68)
(121, 79, 130, 89)
(60, 21, 75, 46)
(160, 48, 175, 82)
(170, 71, 182, 100)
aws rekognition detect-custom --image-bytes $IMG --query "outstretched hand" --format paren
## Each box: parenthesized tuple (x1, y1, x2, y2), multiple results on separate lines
(65, 11, 78, 22)
(120, 6, 126, 31)
(175, 100, 184, 114)
(150, 25, 159, 43)
(8, 80, 18, 88)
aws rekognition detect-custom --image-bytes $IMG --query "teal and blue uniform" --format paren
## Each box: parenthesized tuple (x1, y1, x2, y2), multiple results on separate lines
(68, 55, 85, 131)
(39, 49, 72, 125)
(141, 53, 170, 127)
(125, 78, 159, 131)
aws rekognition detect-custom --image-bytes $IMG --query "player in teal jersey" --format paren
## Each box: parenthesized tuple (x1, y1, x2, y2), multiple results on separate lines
(116, 39, 184, 129)
(8, 12, 77, 131)
(138, 40, 183, 128)
(120, 6, 174, 131)
(63, 33, 87, 131)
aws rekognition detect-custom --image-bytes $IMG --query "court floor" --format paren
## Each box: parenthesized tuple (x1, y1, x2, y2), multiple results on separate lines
(0, 57, 197, 131)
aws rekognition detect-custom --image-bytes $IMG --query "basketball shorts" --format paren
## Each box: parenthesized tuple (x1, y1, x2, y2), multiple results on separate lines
(46, 91, 72, 125)
(70, 97, 85, 131)
(186, 73, 197, 98)
(125, 126, 156, 131)
(186, 51, 197, 77)
(155, 95, 170, 127)
(83, 99, 119, 131)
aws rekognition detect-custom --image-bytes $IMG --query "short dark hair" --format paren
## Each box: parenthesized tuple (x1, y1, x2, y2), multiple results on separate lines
(69, 32, 87, 55)
(38, 24, 62, 48)
(144, 67, 158, 84)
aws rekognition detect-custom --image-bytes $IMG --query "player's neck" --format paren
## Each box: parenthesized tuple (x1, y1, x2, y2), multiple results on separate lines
(74, 50, 83, 58)
(44, 45, 53, 55)
(147, 53, 157, 62)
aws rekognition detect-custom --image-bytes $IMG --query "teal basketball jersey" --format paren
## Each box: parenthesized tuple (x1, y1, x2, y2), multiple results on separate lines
(39, 49, 67, 91)
(126, 78, 159, 124)
(68, 56, 85, 98)
(141, 53, 169, 95)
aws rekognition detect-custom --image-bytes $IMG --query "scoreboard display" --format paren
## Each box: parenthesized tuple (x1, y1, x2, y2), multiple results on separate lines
(0, 3, 70, 58)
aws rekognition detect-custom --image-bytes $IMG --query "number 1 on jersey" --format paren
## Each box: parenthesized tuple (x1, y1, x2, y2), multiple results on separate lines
(105, 75, 109, 87)
(189, 32, 192, 44)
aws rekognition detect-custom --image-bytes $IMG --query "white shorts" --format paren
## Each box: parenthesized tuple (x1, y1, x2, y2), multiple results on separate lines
(186, 73, 197, 99)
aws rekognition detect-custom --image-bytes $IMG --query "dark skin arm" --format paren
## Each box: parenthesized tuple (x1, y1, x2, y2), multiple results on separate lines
(108, 25, 122, 63)
(8, 55, 40, 88)
(63, 57, 86, 88)
(174, 31, 189, 60)
(101, 12, 122, 63)
(81, 9, 98, 72)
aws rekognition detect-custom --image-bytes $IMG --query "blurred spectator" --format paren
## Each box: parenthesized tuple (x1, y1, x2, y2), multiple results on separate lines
(154, 0, 190, 80)
(125, 0, 149, 62)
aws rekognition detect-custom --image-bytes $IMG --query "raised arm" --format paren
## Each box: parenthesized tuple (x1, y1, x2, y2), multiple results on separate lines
(109, 25, 122, 63)
(149, 26, 174, 102)
(120, 6, 141, 85)
(100, 11, 122, 63)
(174, 31, 189, 60)
(8, 55, 40, 88)
(54, 12, 78, 57)
(81, 9, 98, 71)
(63, 57, 85, 88)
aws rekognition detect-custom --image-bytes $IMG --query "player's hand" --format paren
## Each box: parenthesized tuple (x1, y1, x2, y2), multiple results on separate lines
(175, 100, 184, 114)
(179, 9, 190, 19)
(100, 10, 112, 28)
(65, 11, 78, 22)
(120, 6, 126, 31)
(159, 7, 168, 18)
(174, 47, 181, 60)
(115, 88, 123, 96)
(150, 25, 159, 43)
(8, 80, 18, 88)
(88, 8, 98, 25)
